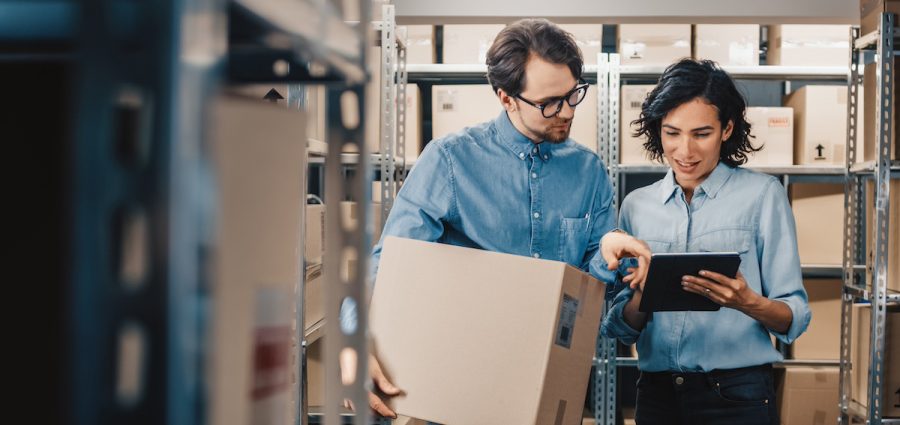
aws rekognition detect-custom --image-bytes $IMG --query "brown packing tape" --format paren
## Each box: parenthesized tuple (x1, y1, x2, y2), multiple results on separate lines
(553, 399, 567, 425)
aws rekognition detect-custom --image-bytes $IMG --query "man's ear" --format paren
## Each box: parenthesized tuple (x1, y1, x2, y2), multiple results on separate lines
(498, 88, 516, 112)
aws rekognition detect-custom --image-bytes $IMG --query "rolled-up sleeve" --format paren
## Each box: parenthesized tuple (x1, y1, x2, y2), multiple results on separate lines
(757, 179, 811, 344)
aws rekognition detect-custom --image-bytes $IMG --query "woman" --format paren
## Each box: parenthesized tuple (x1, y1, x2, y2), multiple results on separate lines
(601, 59, 811, 425)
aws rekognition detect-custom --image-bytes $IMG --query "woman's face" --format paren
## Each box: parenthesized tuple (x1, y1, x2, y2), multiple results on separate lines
(660, 98, 733, 193)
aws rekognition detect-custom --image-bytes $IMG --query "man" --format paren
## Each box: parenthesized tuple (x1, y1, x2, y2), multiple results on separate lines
(361, 18, 651, 418)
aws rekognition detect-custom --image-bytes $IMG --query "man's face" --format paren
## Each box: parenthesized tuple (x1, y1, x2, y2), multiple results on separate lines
(503, 55, 579, 143)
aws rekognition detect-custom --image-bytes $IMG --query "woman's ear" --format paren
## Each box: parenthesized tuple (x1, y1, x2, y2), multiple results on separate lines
(722, 120, 734, 142)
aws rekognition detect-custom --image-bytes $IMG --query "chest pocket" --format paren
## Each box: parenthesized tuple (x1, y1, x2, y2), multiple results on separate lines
(559, 217, 590, 267)
(690, 228, 752, 254)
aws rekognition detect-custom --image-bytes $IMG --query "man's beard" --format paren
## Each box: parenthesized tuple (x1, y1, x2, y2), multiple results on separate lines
(518, 110, 572, 143)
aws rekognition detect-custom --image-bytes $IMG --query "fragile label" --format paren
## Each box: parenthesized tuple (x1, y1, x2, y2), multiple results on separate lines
(555, 294, 579, 349)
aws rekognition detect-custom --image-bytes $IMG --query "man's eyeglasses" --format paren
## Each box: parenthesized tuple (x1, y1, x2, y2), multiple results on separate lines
(515, 82, 589, 118)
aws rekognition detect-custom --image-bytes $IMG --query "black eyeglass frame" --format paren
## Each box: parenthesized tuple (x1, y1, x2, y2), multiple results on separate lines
(514, 80, 590, 118)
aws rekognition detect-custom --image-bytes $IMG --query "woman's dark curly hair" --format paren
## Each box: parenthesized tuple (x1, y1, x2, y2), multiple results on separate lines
(633, 59, 758, 166)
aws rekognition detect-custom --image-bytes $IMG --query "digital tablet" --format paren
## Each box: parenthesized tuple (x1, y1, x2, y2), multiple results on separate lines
(638, 252, 741, 313)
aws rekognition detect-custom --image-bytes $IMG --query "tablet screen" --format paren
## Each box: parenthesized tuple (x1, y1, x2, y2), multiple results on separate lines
(638, 252, 741, 313)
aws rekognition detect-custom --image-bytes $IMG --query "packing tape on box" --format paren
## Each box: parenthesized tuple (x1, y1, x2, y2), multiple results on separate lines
(553, 399, 567, 425)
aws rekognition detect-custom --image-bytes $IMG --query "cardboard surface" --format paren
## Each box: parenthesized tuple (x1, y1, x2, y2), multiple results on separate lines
(767, 25, 850, 67)
(790, 183, 845, 266)
(777, 367, 840, 425)
(618, 24, 692, 66)
(370, 237, 604, 425)
(860, 0, 900, 34)
(851, 304, 900, 417)
(561, 24, 605, 65)
(784, 85, 852, 165)
(404, 25, 435, 64)
(694, 24, 760, 66)
(619, 84, 657, 164)
(792, 279, 843, 360)
(865, 179, 900, 293)
(442, 24, 505, 64)
(862, 61, 900, 162)
(208, 95, 306, 425)
(745, 107, 794, 166)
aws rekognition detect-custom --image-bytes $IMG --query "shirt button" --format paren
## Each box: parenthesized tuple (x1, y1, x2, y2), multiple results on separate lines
(532, 147, 538, 154)
(518, 152, 525, 160)
(531, 172, 538, 179)
(533, 212, 540, 219)
(543, 154, 549, 160)
(533, 253, 540, 258)
(675, 376, 685, 385)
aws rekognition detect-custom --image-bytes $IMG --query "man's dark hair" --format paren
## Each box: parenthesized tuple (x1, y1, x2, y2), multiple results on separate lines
(485, 19, 583, 97)
(634, 59, 759, 167)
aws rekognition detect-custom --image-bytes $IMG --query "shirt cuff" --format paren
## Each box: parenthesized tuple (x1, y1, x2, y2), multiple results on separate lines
(767, 297, 811, 345)
(601, 286, 642, 345)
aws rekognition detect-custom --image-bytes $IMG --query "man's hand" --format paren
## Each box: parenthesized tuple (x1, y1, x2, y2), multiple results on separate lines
(340, 352, 402, 418)
(600, 230, 651, 290)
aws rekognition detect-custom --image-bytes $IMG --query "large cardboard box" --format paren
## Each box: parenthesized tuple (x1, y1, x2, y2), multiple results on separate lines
(865, 179, 900, 293)
(370, 237, 605, 425)
(620, 84, 656, 164)
(745, 107, 794, 166)
(561, 24, 604, 65)
(208, 95, 306, 425)
(860, 0, 900, 34)
(790, 183, 845, 266)
(862, 61, 900, 163)
(442, 24, 505, 64)
(785, 85, 853, 165)
(694, 25, 760, 67)
(792, 279, 843, 360)
(404, 25, 435, 64)
(618, 25, 691, 66)
(777, 367, 840, 425)
(767, 25, 851, 67)
(402, 84, 422, 162)
(432, 85, 500, 140)
(851, 304, 900, 417)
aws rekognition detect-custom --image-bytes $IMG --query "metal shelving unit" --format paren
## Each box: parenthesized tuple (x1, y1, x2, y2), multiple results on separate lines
(839, 15, 900, 425)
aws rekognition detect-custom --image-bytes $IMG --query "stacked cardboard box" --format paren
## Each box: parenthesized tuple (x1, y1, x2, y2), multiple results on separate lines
(778, 367, 841, 424)
(618, 25, 691, 66)
(442, 25, 505, 64)
(744, 107, 794, 166)
(561, 24, 605, 65)
(784, 85, 862, 165)
(693, 25, 760, 66)
(404, 25, 435, 64)
(370, 237, 604, 424)
(851, 304, 900, 417)
(860, 0, 900, 34)
(790, 183, 845, 266)
(767, 25, 850, 67)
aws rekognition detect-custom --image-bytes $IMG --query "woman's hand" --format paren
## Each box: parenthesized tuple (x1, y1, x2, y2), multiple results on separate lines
(680, 270, 758, 310)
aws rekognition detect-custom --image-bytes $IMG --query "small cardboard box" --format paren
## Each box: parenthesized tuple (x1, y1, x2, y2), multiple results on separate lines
(851, 304, 900, 417)
(618, 24, 691, 66)
(371, 237, 605, 425)
(789, 183, 845, 266)
(404, 25, 435, 64)
(865, 179, 900, 293)
(442, 25, 505, 64)
(620, 84, 657, 164)
(694, 25, 760, 66)
(745, 107, 794, 166)
(777, 367, 840, 425)
(784, 85, 852, 165)
(431, 85, 500, 140)
(791, 279, 843, 360)
(767, 25, 851, 67)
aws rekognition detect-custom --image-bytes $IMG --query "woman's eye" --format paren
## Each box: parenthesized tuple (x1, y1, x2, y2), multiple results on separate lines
(665, 132, 679, 136)
(695, 133, 710, 138)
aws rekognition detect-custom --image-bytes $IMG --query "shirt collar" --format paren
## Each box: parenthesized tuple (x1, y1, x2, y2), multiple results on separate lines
(494, 111, 554, 162)
(658, 161, 735, 203)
